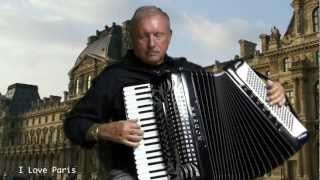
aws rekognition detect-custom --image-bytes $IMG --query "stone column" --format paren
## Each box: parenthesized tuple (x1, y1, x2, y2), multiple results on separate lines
(294, 78, 300, 113)
(298, 77, 305, 116)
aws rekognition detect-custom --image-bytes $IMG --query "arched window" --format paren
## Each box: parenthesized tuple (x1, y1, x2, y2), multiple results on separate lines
(283, 58, 292, 72)
(286, 90, 295, 107)
(75, 79, 80, 95)
(315, 81, 319, 118)
(87, 75, 92, 90)
(313, 7, 319, 32)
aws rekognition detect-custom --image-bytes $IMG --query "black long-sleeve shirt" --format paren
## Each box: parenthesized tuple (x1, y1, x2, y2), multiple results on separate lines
(63, 50, 203, 176)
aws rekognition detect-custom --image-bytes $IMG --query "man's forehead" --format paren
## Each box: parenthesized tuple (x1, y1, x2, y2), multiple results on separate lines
(134, 14, 168, 24)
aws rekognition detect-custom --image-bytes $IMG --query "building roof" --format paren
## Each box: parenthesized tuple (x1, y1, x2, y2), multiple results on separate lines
(74, 23, 124, 68)
(5, 83, 40, 115)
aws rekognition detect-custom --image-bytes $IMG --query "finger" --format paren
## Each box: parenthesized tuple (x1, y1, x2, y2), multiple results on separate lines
(269, 94, 285, 106)
(127, 120, 141, 129)
(266, 80, 274, 89)
(266, 82, 279, 95)
(122, 140, 140, 147)
(278, 96, 286, 107)
(129, 129, 144, 136)
(127, 135, 143, 142)
(267, 88, 282, 103)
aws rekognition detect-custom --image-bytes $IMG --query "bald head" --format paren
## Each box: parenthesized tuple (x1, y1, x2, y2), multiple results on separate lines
(131, 6, 171, 33)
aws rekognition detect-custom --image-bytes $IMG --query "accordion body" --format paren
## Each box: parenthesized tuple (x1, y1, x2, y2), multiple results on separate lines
(123, 60, 309, 180)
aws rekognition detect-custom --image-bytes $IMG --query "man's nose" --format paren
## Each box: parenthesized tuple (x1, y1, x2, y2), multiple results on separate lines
(148, 35, 156, 48)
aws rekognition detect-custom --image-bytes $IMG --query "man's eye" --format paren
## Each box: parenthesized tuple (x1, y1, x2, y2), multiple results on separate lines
(137, 35, 148, 40)
(155, 33, 164, 38)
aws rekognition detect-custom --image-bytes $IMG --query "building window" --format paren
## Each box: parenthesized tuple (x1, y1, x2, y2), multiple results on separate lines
(313, 7, 319, 32)
(75, 79, 80, 95)
(316, 50, 319, 65)
(283, 58, 292, 72)
(315, 81, 319, 118)
(286, 90, 295, 106)
(87, 75, 92, 90)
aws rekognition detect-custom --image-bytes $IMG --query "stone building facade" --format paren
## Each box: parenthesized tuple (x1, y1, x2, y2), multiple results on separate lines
(0, 0, 318, 179)
(209, 0, 319, 179)
(0, 21, 132, 180)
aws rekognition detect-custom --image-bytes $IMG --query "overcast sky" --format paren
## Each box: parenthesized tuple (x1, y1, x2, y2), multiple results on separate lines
(0, 0, 292, 98)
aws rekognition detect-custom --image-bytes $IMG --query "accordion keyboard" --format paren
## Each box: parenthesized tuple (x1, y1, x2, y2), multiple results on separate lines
(227, 62, 308, 141)
(123, 84, 169, 180)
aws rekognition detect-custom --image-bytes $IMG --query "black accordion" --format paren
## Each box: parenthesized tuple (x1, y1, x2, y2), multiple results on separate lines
(123, 60, 309, 180)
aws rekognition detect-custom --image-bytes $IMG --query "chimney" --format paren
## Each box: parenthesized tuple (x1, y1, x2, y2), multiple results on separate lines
(259, 34, 270, 53)
(238, 39, 257, 58)
(49, 95, 61, 104)
(64, 91, 69, 101)
(87, 35, 97, 45)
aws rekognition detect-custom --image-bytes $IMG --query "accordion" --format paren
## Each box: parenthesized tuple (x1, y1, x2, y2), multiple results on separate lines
(123, 60, 309, 180)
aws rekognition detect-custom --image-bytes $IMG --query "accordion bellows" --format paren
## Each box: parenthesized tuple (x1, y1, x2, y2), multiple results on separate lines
(123, 60, 309, 180)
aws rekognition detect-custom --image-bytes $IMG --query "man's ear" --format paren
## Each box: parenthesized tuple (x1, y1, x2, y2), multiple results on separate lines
(169, 29, 172, 41)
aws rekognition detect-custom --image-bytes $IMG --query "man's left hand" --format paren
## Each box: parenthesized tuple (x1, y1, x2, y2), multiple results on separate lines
(266, 80, 286, 106)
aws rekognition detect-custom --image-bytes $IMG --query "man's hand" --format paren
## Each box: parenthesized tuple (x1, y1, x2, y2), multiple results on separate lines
(266, 80, 286, 106)
(98, 119, 143, 147)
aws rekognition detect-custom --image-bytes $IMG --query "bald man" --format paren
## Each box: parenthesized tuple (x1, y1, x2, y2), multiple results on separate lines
(64, 6, 286, 180)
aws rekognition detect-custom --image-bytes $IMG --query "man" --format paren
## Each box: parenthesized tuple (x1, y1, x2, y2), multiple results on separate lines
(64, 6, 286, 180)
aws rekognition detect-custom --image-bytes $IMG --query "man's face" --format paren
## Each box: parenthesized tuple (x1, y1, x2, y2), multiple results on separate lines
(131, 14, 172, 66)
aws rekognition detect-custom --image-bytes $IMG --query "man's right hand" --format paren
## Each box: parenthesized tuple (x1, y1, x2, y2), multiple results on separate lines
(97, 119, 143, 147)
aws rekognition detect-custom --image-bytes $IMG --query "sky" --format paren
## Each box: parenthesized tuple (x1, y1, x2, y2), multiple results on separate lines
(0, 0, 292, 98)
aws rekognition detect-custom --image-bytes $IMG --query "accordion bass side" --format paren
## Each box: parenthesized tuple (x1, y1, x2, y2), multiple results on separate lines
(123, 60, 309, 180)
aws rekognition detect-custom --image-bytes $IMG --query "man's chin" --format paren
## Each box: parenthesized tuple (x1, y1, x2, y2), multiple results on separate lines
(144, 56, 163, 65)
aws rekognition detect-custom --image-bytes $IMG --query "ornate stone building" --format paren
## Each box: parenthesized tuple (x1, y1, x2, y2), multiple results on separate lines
(0, 21, 132, 180)
(209, 0, 319, 179)
(0, 0, 318, 179)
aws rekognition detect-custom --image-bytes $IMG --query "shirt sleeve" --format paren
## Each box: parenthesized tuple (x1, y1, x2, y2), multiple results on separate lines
(63, 68, 116, 148)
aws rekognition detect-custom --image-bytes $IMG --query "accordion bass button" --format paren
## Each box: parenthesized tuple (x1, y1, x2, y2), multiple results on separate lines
(263, 108, 271, 115)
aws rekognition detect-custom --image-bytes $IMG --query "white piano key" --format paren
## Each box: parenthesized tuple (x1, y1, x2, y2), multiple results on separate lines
(124, 88, 152, 96)
(143, 137, 160, 145)
(140, 119, 156, 125)
(128, 112, 155, 120)
(137, 174, 151, 180)
(144, 144, 162, 152)
(137, 171, 151, 178)
(123, 83, 150, 89)
(141, 124, 158, 131)
(124, 93, 152, 101)
(125, 99, 153, 108)
(146, 150, 163, 158)
(152, 176, 169, 180)
(127, 106, 154, 114)
(134, 151, 148, 157)
(147, 163, 167, 172)
(134, 148, 147, 156)
(150, 170, 168, 178)
(127, 95, 152, 100)
(135, 159, 152, 166)
(147, 157, 164, 164)
(144, 131, 159, 138)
